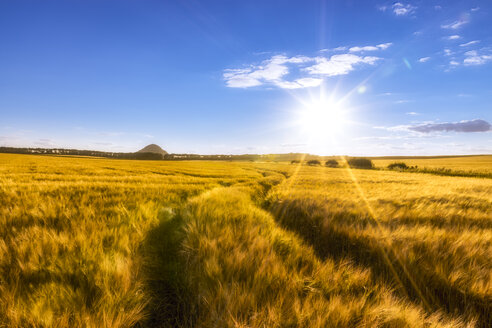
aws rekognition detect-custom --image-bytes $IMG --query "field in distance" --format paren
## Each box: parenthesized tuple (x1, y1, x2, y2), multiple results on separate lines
(0, 153, 491, 327)
(372, 155, 492, 174)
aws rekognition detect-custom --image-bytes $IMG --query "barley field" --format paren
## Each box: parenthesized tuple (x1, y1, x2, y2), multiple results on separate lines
(0, 153, 491, 327)
(373, 155, 492, 172)
(373, 156, 492, 178)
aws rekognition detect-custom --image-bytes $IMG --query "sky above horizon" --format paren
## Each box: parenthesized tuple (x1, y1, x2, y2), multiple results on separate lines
(1, 0, 491, 156)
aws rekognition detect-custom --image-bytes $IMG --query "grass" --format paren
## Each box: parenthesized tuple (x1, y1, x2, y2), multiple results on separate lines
(0, 153, 490, 327)
(0, 154, 274, 326)
(266, 165, 491, 326)
(146, 184, 461, 327)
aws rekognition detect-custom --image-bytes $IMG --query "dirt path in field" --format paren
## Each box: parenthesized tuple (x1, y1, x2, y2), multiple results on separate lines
(138, 170, 289, 327)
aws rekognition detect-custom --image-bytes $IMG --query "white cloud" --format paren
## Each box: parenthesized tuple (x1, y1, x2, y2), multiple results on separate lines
(406, 112, 419, 115)
(471, 7, 480, 12)
(459, 40, 480, 47)
(463, 50, 492, 66)
(320, 46, 349, 53)
(306, 54, 380, 76)
(349, 45, 378, 52)
(330, 46, 348, 52)
(333, 46, 347, 51)
(419, 57, 430, 63)
(441, 15, 470, 29)
(349, 43, 392, 52)
(450, 60, 460, 66)
(434, 5, 442, 10)
(223, 55, 312, 88)
(392, 2, 417, 16)
(446, 35, 461, 40)
(320, 46, 350, 53)
(223, 69, 263, 88)
(377, 42, 393, 50)
(224, 49, 388, 89)
(443, 49, 453, 56)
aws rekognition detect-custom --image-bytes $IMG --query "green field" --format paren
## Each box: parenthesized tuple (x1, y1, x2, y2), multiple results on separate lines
(0, 154, 491, 327)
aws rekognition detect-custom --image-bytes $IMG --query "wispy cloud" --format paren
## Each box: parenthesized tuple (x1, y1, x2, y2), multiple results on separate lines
(441, 15, 470, 29)
(418, 57, 430, 63)
(332, 46, 347, 51)
(394, 99, 412, 104)
(409, 119, 491, 133)
(224, 49, 387, 89)
(464, 50, 492, 66)
(320, 46, 347, 52)
(406, 112, 419, 115)
(460, 40, 480, 47)
(379, 2, 416, 16)
(446, 35, 461, 40)
(223, 69, 263, 88)
(349, 43, 392, 52)
(392, 2, 417, 16)
(34, 138, 55, 146)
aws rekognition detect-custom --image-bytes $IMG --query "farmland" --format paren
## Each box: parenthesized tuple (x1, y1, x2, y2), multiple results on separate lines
(373, 155, 492, 173)
(0, 153, 491, 327)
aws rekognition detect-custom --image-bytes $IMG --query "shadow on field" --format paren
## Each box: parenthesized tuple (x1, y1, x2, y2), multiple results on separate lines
(139, 210, 193, 328)
(268, 200, 491, 328)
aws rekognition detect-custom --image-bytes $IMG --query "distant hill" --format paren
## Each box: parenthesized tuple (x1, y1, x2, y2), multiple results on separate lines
(137, 144, 168, 155)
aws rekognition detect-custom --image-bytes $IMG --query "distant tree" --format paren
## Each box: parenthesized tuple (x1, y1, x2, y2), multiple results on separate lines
(388, 162, 409, 170)
(307, 159, 321, 166)
(325, 159, 339, 168)
(291, 160, 301, 164)
(347, 158, 373, 169)
(134, 152, 163, 160)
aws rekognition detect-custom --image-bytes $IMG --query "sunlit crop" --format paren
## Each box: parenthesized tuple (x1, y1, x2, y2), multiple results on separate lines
(0, 153, 490, 327)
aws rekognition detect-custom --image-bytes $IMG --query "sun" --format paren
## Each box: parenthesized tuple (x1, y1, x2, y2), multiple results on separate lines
(296, 98, 348, 140)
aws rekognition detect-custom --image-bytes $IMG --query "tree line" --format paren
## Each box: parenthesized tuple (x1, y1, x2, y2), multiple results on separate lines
(0, 147, 330, 162)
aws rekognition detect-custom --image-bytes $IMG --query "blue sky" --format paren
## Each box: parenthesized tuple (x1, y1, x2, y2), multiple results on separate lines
(1, 0, 491, 155)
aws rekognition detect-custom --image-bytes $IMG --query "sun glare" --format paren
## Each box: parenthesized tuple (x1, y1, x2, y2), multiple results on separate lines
(297, 99, 348, 140)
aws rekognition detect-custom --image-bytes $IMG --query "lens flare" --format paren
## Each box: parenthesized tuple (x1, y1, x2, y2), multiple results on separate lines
(403, 57, 412, 70)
